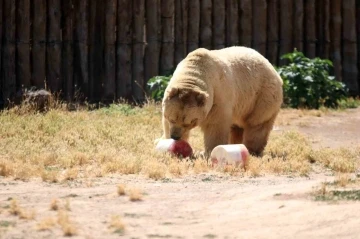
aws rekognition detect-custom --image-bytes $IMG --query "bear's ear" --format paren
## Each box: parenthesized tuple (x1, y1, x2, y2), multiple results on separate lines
(179, 89, 208, 107)
(195, 91, 208, 107)
(167, 87, 179, 99)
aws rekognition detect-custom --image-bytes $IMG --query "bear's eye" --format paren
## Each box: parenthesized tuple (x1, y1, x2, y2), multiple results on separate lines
(191, 119, 198, 124)
(183, 124, 190, 128)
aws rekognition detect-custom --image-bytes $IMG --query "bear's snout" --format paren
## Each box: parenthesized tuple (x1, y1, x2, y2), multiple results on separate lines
(170, 127, 182, 140)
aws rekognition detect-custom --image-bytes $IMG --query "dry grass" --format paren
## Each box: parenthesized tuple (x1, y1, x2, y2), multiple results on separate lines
(57, 210, 77, 236)
(128, 188, 143, 202)
(1, 101, 359, 181)
(108, 215, 125, 234)
(36, 217, 57, 231)
(8, 199, 36, 220)
(117, 184, 126, 196)
(50, 199, 59, 211)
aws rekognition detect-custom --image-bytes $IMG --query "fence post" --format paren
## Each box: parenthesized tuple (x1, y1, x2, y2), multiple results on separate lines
(342, 0, 359, 95)
(145, 0, 160, 82)
(226, 0, 239, 47)
(279, 0, 293, 65)
(305, 0, 316, 59)
(62, 0, 74, 102)
(187, 0, 200, 53)
(293, 0, 304, 52)
(200, 0, 212, 49)
(103, 0, 117, 102)
(47, 0, 62, 93)
(213, 0, 225, 50)
(32, 0, 47, 89)
(239, 0, 252, 47)
(174, 0, 188, 65)
(160, 0, 175, 75)
(266, 0, 278, 65)
(330, 0, 342, 82)
(132, 0, 145, 101)
(117, 0, 132, 101)
(252, 0, 267, 56)
(17, 0, 31, 90)
(2, 0, 16, 103)
(323, 0, 330, 60)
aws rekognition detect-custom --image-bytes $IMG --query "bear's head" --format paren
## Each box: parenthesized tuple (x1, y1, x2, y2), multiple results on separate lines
(162, 87, 209, 141)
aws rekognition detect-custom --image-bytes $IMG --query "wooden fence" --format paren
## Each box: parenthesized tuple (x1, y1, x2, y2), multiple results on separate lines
(0, 0, 359, 106)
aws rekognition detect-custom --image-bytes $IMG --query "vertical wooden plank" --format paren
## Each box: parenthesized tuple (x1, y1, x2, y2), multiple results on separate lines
(226, 0, 239, 47)
(187, 0, 200, 53)
(200, 0, 212, 49)
(323, 0, 330, 59)
(266, 0, 279, 65)
(279, 0, 293, 63)
(132, 0, 145, 101)
(316, 0, 324, 57)
(252, 0, 267, 56)
(304, 0, 316, 58)
(239, 0, 252, 47)
(74, 0, 89, 100)
(160, 0, 175, 75)
(62, 0, 74, 101)
(17, 0, 31, 89)
(32, 0, 47, 89)
(357, 0, 360, 90)
(342, 0, 359, 95)
(103, 0, 117, 102)
(330, 0, 342, 82)
(293, 0, 304, 52)
(117, 0, 132, 100)
(89, 1, 104, 102)
(213, 0, 225, 49)
(47, 0, 62, 93)
(145, 0, 160, 82)
(174, 0, 188, 65)
(2, 0, 16, 102)
(0, 0, 3, 107)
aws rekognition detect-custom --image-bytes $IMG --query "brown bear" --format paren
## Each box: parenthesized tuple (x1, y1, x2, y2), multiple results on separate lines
(156, 46, 283, 157)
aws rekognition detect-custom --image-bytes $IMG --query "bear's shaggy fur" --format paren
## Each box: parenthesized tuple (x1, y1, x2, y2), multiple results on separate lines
(157, 46, 283, 157)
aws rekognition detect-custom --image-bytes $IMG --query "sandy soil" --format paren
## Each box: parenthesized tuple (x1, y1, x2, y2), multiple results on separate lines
(1, 108, 360, 239)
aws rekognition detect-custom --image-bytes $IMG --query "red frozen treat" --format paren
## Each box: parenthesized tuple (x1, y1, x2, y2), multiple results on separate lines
(168, 140, 193, 158)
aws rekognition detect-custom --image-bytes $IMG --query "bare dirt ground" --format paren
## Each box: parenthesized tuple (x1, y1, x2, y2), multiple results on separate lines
(1, 108, 360, 239)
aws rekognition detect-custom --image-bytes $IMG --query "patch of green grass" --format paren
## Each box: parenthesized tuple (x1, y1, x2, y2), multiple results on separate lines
(203, 234, 217, 238)
(337, 97, 360, 109)
(315, 190, 360, 201)
(0, 220, 16, 227)
(147, 234, 172, 238)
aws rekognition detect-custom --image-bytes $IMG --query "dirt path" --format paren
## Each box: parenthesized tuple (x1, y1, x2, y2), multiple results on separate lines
(1, 108, 360, 239)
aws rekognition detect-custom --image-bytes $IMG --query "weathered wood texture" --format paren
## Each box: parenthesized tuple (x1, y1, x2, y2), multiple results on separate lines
(62, 0, 74, 101)
(2, 0, 16, 101)
(117, 0, 132, 100)
(160, 0, 175, 75)
(200, 0, 212, 49)
(266, 0, 278, 65)
(342, 0, 358, 95)
(17, 0, 31, 89)
(103, 0, 117, 101)
(187, 0, 200, 53)
(47, 0, 62, 93)
(252, 0, 267, 56)
(213, 0, 225, 49)
(1, 0, 360, 106)
(132, 0, 145, 101)
(279, 0, 293, 65)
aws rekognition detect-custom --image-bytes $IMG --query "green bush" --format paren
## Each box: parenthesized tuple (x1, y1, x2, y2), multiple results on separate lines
(146, 75, 172, 101)
(277, 49, 349, 109)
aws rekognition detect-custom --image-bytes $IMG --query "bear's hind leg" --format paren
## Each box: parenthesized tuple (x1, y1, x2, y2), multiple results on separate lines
(243, 116, 276, 156)
(229, 125, 244, 144)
